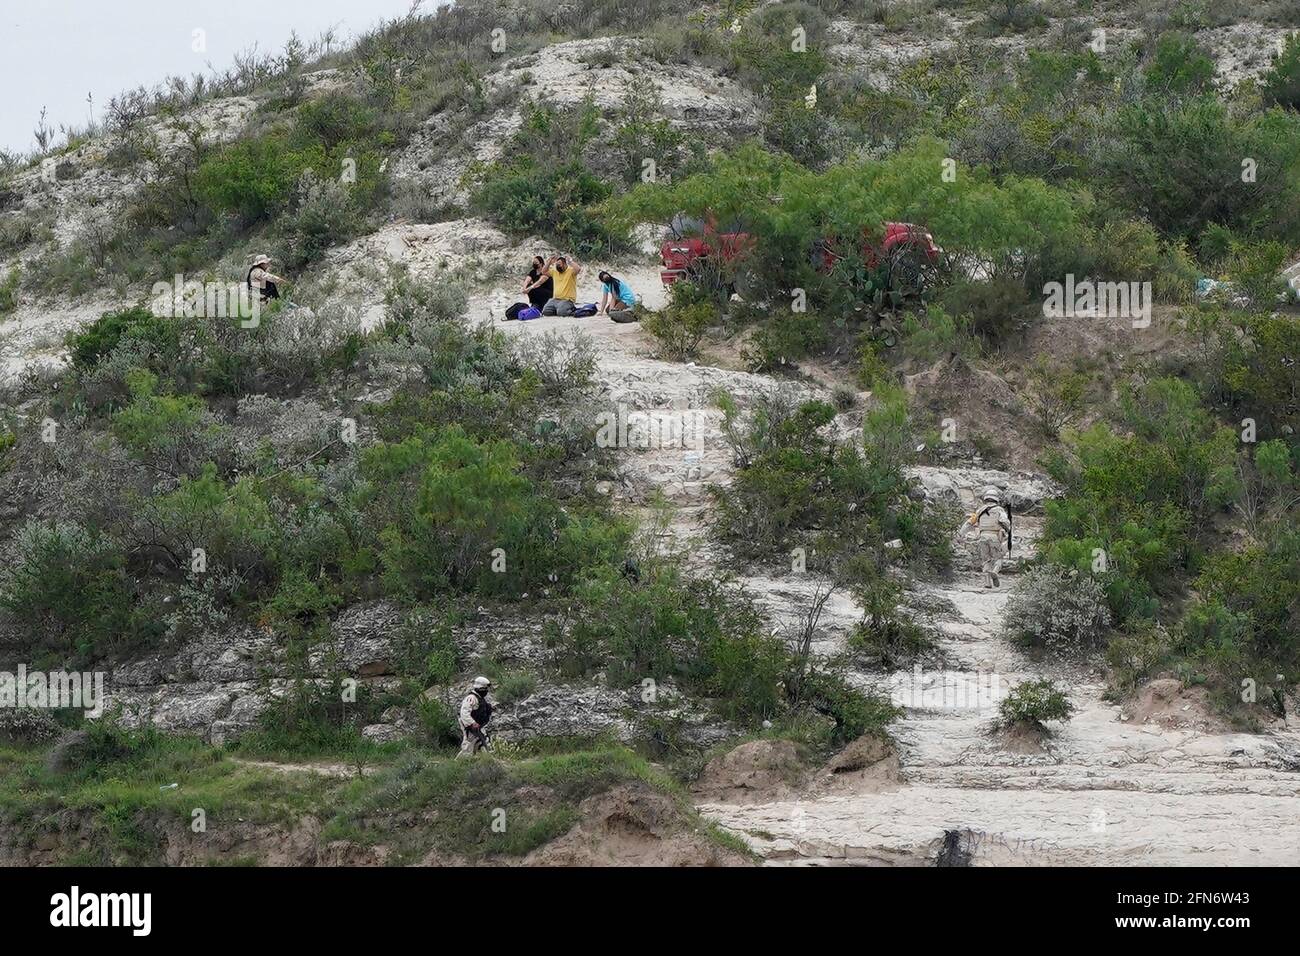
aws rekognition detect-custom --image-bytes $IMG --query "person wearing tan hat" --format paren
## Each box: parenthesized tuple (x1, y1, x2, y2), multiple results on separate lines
(246, 254, 287, 302)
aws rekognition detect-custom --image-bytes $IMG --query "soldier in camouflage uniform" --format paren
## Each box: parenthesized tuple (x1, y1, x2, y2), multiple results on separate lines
(457, 676, 493, 758)
(965, 487, 1011, 589)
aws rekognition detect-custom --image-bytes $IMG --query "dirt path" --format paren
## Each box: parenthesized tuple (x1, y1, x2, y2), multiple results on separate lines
(230, 757, 369, 778)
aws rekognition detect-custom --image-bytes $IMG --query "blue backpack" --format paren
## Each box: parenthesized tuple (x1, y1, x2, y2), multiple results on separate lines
(573, 302, 598, 317)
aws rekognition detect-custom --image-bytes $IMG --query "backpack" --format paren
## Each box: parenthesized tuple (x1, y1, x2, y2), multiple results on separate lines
(517, 306, 541, 321)
(573, 302, 598, 317)
(505, 301, 529, 321)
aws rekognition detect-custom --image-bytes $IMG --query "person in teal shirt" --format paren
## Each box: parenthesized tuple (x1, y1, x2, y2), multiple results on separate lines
(597, 270, 637, 320)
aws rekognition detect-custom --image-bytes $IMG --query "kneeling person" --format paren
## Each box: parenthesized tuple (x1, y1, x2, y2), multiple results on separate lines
(246, 254, 287, 302)
(598, 270, 638, 321)
(542, 254, 580, 316)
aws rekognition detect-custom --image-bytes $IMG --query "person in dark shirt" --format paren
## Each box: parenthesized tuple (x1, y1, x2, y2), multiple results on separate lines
(522, 255, 553, 308)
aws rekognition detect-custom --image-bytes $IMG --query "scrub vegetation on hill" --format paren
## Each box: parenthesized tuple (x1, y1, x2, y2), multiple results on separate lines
(0, 0, 1298, 862)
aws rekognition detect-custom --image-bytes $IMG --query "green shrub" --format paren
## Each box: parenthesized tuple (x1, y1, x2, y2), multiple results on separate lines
(194, 135, 316, 224)
(1002, 566, 1112, 656)
(762, 99, 837, 167)
(365, 429, 543, 596)
(1144, 32, 1216, 97)
(797, 668, 899, 744)
(360, 428, 626, 599)
(382, 268, 470, 334)
(1090, 218, 1162, 278)
(291, 93, 381, 150)
(610, 76, 686, 186)
(1025, 358, 1090, 438)
(858, 337, 891, 387)
(0, 209, 52, 258)
(278, 170, 364, 270)
(467, 98, 629, 254)
(644, 282, 718, 360)
(130, 466, 280, 590)
(240, 673, 386, 758)
(0, 521, 142, 660)
(1261, 31, 1300, 111)
(731, 2, 830, 96)
(66, 306, 177, 371)
(712, 394, 840, 553)
(259, 566, 344, 629)
(980, 0, 1044, 34)
(844, 553, 934, 668)
(997, 679, 1074, 729)
(493, 671, 539, 705)
(510, 329, 598, 396)
(713, 383, 949, 580)
(75, 720, 167, 775)
(897, 305, 976, 362)
(1226, 239, 1290, 309)
(471, 159, 625, 256)
(1179, 522, 1300, 693)
(1197, 223, 1237, 270)
(111, 369, 230, 477)
(1101, 96, 1300, 241)
(1183, 307, 1300, 442)
(1042, 376, 1240, 624)
(0, 267, 19, 315)
(1172, 599, 1252, 692)
(1216, 311, 1300, 441)
(1105, 621, 1171, 692)
(933, 278, 1031, 345)
(741, 312, 829, 373)
(1152, 238, 1201, 303)
(553, 564, 786, 725)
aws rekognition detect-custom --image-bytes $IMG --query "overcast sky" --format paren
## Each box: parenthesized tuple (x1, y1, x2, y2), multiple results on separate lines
(1, 0, 429, 155)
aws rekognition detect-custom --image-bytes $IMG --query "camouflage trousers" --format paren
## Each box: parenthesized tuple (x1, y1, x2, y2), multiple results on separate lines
(976, 536, 1005, 586)
(457, 727, 488, 758)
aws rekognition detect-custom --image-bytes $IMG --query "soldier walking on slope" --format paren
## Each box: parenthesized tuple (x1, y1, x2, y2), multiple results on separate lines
(964, 487, 1011, 589)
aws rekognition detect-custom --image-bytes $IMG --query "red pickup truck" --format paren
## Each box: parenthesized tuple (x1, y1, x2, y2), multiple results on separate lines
(660, 217, 942, 296)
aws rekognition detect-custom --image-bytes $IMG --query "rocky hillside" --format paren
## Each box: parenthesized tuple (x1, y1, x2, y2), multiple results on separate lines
(0, 0, 1298, 865)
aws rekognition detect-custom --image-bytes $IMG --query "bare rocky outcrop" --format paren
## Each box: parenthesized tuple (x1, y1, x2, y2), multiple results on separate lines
(387, 35, 759, 212)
